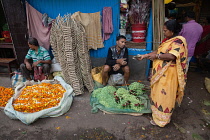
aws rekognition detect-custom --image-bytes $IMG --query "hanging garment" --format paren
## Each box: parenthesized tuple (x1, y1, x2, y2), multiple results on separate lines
(50, 14, 94, 95)
(102, 7, 113, 41)
(71, 11, 104, 50)
(26, 2, 51, 50)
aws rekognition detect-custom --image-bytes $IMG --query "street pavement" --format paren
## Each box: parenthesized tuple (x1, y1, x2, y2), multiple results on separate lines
(0, 66, 210, 140)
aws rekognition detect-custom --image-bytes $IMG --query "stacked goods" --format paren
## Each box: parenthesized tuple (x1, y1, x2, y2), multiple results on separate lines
(92, 82, 148, 112)
(129, 0, 151, 24)
(13, 83, 66, 113)
(0, 86, 14, 107)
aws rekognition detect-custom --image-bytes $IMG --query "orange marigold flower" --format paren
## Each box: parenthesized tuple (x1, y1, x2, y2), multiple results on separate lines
(13, 83, 66, 113)
(0, 86, 14, 107)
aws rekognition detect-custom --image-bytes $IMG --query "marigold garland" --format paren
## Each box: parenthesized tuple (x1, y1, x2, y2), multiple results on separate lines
(13, 83, 66, 113)
(0, 86, 14, 107)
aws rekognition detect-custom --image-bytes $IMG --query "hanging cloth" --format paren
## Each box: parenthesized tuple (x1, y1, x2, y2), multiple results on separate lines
(26, 2, 51, 50)
(42, 13, 54, 28)
(102, 7, 113, 41)
(71, 11, 104, 50)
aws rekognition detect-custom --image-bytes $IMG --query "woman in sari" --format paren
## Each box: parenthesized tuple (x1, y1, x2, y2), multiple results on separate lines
(138, 20, 188, 127)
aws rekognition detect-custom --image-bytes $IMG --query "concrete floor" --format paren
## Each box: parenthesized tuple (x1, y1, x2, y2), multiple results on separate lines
(0, 66, 13, 87)
(0, 66, 210, 140)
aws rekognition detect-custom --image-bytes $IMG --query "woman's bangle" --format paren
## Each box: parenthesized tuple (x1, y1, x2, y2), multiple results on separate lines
(156, 54, 161, 59)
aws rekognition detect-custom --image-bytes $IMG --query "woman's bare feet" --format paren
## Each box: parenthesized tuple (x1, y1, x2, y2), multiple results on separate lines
(150, 120, 157, 126)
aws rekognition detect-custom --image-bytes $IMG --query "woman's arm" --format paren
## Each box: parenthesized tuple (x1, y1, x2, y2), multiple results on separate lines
(138, 50, 158, 60)
(155, 53, 176, 61)
(138, 50, 176, 61)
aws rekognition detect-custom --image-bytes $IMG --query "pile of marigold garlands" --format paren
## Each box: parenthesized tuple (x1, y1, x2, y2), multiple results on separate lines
(13, 83, 66, 113)
(0, 86, 14, 107)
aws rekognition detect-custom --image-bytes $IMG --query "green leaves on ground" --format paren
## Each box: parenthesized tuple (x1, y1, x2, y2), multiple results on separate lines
(203, 100, 210, 106)
(173, 122, 186, 133)
(192, 133, 204, 140)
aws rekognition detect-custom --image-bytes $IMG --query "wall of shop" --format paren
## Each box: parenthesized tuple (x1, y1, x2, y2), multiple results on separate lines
(26, 0, 153, 54)
(26, 0, 153, 80)
(26, 0, 120, 58)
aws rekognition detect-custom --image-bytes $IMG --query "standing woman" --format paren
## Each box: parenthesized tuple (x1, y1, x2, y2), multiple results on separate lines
(138, 20, 188, 127)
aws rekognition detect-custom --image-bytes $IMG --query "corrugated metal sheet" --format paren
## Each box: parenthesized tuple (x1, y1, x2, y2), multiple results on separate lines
(27, 0, 120, 58)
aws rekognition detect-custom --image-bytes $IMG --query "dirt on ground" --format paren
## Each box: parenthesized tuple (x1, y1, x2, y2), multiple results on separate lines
(0, 69, 210, 140)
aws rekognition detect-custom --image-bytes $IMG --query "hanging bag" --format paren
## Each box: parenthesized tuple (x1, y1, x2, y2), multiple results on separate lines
(34, 66, 45, 81)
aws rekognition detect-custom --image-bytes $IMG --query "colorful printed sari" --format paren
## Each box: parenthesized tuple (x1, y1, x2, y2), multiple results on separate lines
(150, 36, 188, 127)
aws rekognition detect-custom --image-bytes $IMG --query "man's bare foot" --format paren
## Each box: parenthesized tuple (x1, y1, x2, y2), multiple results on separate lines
(102, 83, 107, 86)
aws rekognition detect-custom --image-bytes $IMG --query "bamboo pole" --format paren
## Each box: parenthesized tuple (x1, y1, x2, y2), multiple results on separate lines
(160, 0, 164, 44)
(152, 0, 165, 50)
(152, 0, 155, 50)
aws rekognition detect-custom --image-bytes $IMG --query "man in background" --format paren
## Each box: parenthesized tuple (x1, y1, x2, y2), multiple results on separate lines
(179, 11, 203, 71)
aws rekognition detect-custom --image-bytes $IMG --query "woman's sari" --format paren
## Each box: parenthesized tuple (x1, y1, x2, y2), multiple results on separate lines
(150, 36, 188, 127)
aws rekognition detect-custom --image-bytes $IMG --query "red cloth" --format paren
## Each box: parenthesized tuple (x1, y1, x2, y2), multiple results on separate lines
(161, 38, 169, 43)
(102, 7, 113, 41)
(194, 25, 210, 56)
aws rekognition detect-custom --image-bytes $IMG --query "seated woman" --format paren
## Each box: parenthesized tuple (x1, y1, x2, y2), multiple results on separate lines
(102, 35, 130, 86)
(20, 37, 52, 81)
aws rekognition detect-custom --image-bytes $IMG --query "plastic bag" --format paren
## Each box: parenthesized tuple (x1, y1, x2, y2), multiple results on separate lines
(91, 66, 104, 84)
(50, 58, 62, 73)
(91, 66, 107, 88)
(108, 73, 124, 86)
(90, 85, 151, 115)
(11, 69, 26, 88)
(4, 76, 74, 125)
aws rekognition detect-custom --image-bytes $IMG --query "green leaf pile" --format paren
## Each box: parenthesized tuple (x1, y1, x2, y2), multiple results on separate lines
(92, 82, 146, 112)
